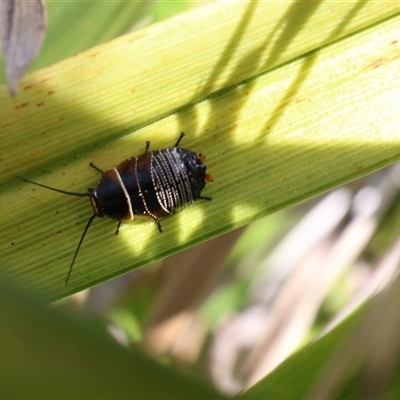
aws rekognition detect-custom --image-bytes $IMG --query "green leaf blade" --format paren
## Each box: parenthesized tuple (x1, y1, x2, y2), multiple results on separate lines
(1, 2, 400, 299)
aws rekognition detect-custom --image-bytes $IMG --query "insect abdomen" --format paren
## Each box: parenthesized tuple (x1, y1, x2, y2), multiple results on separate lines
(112, 146, 207, 222)
(150, 147, 205, 215)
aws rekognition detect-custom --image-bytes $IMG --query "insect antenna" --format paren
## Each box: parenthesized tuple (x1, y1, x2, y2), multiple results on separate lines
(64, 213, 96, 287)
(18, 177, 90, 197)
(19, 176, 94, 286)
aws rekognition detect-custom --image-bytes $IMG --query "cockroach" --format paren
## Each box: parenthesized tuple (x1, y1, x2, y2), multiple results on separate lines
(20, 133, 213, 286)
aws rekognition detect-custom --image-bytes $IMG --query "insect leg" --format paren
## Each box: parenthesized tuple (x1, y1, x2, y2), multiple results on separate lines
(89, 162, 105, 175)
(150, 216, 163, 233)
(174, 132, 185, 147)
(145, 141, 150, 152)
(199, 196, 212, 201)
(115, 221, 122, 235)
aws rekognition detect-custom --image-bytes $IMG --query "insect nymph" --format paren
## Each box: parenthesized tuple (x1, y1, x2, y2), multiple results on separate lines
(21, 133, 213, 286)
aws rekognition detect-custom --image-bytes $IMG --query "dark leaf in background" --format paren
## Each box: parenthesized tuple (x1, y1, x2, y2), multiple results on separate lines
(0, 0, 46, 95)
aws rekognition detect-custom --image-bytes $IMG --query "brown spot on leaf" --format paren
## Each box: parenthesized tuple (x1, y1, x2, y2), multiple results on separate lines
(368, 58, 384, 69)
(15, 102, 29, 109)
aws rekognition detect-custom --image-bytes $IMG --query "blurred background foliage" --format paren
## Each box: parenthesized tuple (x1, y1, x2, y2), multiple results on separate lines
(2, 0, 400, 398)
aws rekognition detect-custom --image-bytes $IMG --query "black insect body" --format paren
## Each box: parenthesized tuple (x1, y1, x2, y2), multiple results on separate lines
(92, 141, 212, 232)
(20, 133, 213, 286)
